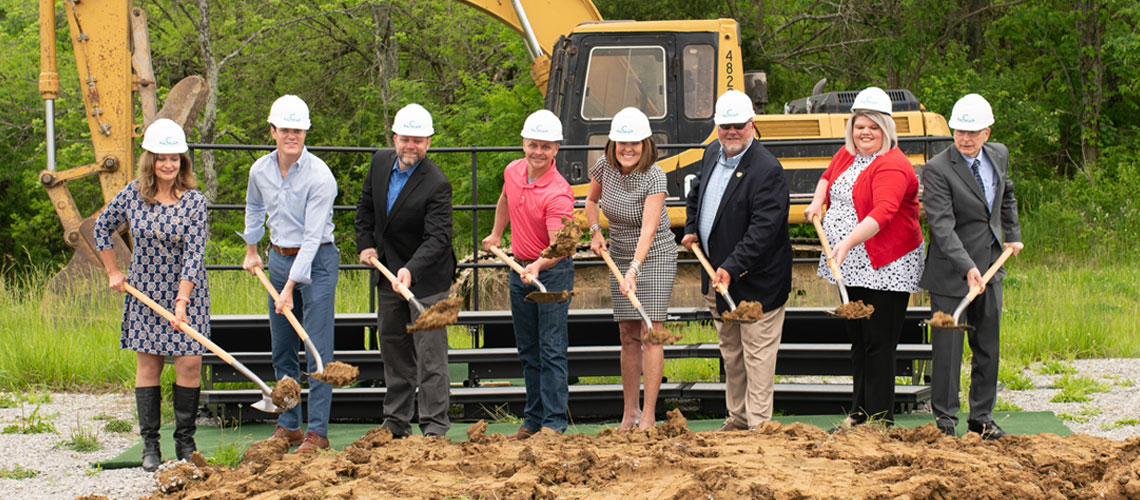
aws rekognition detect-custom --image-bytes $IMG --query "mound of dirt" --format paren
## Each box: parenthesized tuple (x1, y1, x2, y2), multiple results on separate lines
(310, 361, 359, 386)
(721, 301, 764, 322)
(137, 412, 1140, 500)
(269, 376, 301, 410)
(408, 296, 463, 332)
(541, 216, 582, 258)
(835, 300, 874, 319)
(928, 310, 956, 328)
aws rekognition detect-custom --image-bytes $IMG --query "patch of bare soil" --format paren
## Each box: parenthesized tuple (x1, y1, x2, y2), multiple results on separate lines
(407, 297, 463, 332)
(928, 310, 956, 328)
(835, 300, 875, 319)
(721, 301, 764, 323)
(139, 410, 1140, 500)
(309, 361, 359, 386)
(269, 376, 301, 410)
(541, 216, 582, 259)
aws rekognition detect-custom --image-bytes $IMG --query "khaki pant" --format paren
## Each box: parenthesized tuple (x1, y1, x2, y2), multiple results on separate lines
(706, 289, 785, 428)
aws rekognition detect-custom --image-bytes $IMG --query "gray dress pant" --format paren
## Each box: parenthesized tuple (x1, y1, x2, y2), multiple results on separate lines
(930, 277, 1003, 427)
(377, 288, 451, 436)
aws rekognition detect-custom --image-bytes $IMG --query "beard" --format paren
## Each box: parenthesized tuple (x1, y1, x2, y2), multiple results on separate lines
(397, 150, 423, 169)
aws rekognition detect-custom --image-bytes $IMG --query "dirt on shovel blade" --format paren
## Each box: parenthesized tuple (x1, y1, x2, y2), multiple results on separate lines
(527, 289, 577, 302)
(269, 375, 301, 410)
(309, 361, 359, 386)
(408, 296, 463, 332)
(540, 216, 582, 258)
(928, 310, 956, 328)
(643, 327, 682, 345)
(834, 300, 875, 319)
(721, 301, 764, 322)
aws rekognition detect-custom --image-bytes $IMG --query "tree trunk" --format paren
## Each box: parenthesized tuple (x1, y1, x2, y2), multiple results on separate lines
(1076, 0, 1104, 168)
(194, 0, 219, 203)
(371, 3, 398, 148)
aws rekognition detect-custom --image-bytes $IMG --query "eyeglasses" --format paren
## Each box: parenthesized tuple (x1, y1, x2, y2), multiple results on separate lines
(719, 123, 750, 130)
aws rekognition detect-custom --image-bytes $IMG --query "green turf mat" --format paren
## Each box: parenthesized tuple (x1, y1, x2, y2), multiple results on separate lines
(98, 411, 1069, 469)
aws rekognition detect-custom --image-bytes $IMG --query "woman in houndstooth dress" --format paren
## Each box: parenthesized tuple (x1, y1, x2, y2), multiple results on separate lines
(93, 119, 209, 470)
(585, 107, 677, 430)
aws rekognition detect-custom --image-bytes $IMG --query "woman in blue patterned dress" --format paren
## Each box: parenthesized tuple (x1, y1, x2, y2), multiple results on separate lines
(94, 119, 210, 471)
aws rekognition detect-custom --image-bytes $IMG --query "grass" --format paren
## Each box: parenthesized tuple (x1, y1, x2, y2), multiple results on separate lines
(1050, 374, 1112, 403)
(478, 403, 523, 425)
(103, 418, 133, 433)
(2, 404, 57, 434)
(998, 359, 1034, 390)
(992, 398, 1023, 412)
(1036, 358, 1079, 375)
(58, 422, 101, 452)
(1101, 418, 1140, 430)
(0, 464, 39, 479)
(1057, 405, 1102, 423)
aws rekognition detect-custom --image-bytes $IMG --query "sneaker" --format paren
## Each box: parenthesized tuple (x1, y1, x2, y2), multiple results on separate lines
(294, 431, 330, 452)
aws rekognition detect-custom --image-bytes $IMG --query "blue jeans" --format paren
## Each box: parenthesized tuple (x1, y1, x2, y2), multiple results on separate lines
(509, 257, 573, 432)
(268, 244, 339, 436)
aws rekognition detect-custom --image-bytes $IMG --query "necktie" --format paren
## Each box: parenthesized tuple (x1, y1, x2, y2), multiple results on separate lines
(970, 160, 986, 195)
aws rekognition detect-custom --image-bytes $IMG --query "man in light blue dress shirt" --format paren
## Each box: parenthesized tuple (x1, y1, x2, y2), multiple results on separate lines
(241, 95, 339, 452)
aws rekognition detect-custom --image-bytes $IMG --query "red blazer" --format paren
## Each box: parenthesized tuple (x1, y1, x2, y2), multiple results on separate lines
(821, 147, 923, 269)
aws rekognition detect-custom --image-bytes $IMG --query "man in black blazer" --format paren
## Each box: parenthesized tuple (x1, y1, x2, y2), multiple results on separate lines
(682, 90, 793, 431)
(920, 94, 1022, 439)
(355, 103, 457, 438)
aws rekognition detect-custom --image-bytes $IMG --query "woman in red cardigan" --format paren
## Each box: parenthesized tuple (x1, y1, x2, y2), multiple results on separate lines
(803, 87, 925, 429)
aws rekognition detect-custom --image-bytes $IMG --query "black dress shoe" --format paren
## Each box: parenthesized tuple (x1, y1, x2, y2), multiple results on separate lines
(937, 423, 956, 437)
(968, 421, 1006, 440)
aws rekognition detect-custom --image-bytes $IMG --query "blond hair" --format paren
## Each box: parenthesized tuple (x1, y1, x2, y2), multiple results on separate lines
(844, 110, 897, 156)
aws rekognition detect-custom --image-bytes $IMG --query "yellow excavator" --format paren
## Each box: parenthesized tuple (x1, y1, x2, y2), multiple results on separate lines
(37, 0, 950, 273)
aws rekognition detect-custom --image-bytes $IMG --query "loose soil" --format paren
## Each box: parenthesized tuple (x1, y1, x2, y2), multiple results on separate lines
(834, 300, 875, 319)
(928, 310, 957, 328)
(526, 289, 577, 303)
(721, 300, 765, 323)
(138, 409, 1140, 500)
(541, 216, 582, 259)
(643, 327, 683, 345)
(407, 296, 463, 332)
(269, 376, 301, 410)
(309, 361, 359, 387)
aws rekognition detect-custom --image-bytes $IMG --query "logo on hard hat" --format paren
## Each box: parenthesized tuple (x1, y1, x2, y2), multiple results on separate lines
(404, 120, 422, 129)
(159, 136, 179, 146)
(958, 113, 976, 123)
(617, 125, 634, 134)
(286, 113, 301, 122)
(723, 109, 739, 117)
(532, 125, 549, 133)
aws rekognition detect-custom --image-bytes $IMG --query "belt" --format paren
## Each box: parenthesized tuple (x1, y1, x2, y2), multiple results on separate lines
(516, 258, 536, 267)
(271, 242, 332, 256)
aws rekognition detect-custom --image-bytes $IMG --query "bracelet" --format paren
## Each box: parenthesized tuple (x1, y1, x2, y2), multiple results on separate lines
(175, 296, 191, 306)
(589, 224, 602, 235)
(628, 259, 642, 277)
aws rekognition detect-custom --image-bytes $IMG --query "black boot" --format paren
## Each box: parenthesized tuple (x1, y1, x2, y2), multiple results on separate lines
(135, 386, 162, 472)
(172, 384, 200, 461)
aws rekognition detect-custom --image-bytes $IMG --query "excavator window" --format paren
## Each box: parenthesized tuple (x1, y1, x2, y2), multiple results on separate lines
(580, 46, 667, 120)
(682, 44, 715, 119)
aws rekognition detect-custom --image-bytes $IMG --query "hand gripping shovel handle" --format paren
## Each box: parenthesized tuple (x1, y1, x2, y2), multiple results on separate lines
(812, 214, 850, 304)
(368, 257, 425, 314)
(690, 243, 737, 311)
(124, 284, 281, 412)
(488, 246, 547, 293)
(252, 267, 325, 372)
(599, 249, 654, 332)
(952, 246, 1017, 323)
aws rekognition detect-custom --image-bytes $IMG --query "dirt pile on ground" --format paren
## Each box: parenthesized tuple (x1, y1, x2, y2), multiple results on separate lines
(835, 300, 875, 319)
(541, 216, 582, 258)
(407, 296, 463, 332)
(722, 300, 764, 323)
(309, 361, 359, 386)
(269, 376, 300, 410)
(137, 413, 1140, 500)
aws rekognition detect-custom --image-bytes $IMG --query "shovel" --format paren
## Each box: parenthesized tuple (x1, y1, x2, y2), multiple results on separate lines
(812, 214, 873, 320)
(691, 243, 763, 323)
(252, 267, 326, 378)
(927, 246, 1017, 331)
(124, 284, 285, 413)
(598, 248, 655, 333)
(368, 256, 461, 332)
(487, 246, 574, 303)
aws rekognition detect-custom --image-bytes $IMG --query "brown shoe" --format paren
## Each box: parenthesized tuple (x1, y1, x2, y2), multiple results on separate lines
(715, 419, 748, 432)
(294, 431, 329, 453)
(506, 426, 537, 441)
(258, 425, 303, 446)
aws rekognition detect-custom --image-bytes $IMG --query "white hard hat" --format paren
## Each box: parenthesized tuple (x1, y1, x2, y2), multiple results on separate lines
(141, 118, 188, 154)
(392, 103, 434, 137)
(266, 95, 311, 130)
(851, 86, 893, 116)
(714, 90, 756, 125)
(608, 107, 652, 142)
(948, 93, 994, 131)
(520, 109, 563, 142)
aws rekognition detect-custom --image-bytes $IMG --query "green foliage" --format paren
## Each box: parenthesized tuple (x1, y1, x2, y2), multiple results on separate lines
(1037, 359, 1079, 375)
(0, 464, 39, 480)
(992, 398, 1023, 412)
(103, 418, 133, 433)
(207, 426, 251, 468)
(1, 404, 57, 434)
(1101, 418, 1140, 430)
(1050, 374, 1111, 403)
(998, 361, 1034, 391)
(478, 404, 522, 425)
(58, 423, 101, 452)
(1057, 405, 1101, 423)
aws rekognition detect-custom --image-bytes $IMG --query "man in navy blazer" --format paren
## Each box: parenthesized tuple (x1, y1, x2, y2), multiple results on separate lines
(355, 103, 457, 438)
(920, 94, 1022, 440)
(682, 90, 792, 431)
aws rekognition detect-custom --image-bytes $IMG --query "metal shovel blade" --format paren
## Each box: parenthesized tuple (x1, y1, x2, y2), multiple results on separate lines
(523, 277, 574, 303)
(252, 396, 280, 413)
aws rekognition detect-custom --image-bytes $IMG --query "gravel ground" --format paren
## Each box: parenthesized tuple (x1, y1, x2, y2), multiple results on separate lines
(3, 358, 1139, 499)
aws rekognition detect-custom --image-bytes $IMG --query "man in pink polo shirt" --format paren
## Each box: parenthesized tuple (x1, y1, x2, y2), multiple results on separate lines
(482, 109, 575, 440)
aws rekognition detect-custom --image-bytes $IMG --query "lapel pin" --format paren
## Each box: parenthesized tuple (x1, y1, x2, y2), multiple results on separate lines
(736, 172, 743, 178)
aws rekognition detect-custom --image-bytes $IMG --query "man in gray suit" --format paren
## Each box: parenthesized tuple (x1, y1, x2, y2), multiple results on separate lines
(920, 93, 1023, 440)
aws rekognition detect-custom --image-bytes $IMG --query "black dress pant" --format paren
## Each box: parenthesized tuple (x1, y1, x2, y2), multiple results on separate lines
(845, 286, 911, 424)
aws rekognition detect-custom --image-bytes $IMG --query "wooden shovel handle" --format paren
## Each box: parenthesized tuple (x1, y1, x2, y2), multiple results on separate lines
(812, 214, 844, 282)
(368, 257, 418, 303)
(691, 243, 730, 297)
(488, 246, 537, 283)
(599, 248, 645, 310)
(252, 267, 311, 343)
(965, 246, 1017, 302)
(124, 284, 236, 366)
